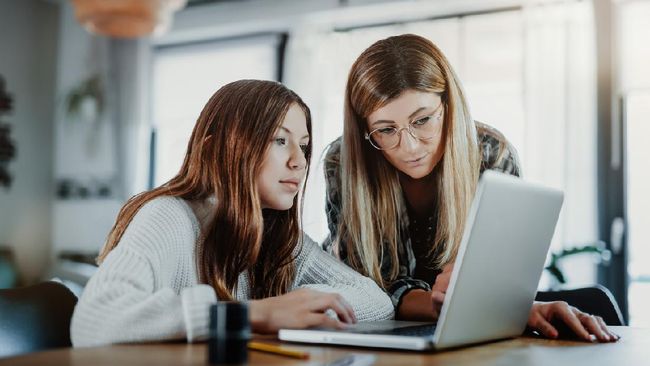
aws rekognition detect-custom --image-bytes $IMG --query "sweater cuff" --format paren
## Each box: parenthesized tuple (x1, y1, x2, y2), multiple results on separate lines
(181, 285, 217, 342)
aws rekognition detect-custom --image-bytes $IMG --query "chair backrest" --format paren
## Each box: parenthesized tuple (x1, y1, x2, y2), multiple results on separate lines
(0, 281, 78, 359)
(535, 285, 625, 326)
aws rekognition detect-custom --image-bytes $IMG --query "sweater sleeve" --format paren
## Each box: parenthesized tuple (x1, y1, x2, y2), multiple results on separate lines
(293, 234, 394, 321)
(70, 198, 217, 347)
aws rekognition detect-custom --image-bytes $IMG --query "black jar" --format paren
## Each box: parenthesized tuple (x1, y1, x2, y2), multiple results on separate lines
(208, 302, 251, 364)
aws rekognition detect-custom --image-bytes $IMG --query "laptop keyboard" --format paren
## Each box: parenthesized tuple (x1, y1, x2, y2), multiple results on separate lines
(354, 324, 437, 337)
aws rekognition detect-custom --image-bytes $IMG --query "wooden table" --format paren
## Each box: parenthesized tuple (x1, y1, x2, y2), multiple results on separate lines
(1, 327, 645, 366)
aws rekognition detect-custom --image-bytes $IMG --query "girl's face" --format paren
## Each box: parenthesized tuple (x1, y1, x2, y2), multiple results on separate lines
(366, 90, 445, 180)
(258, 103, 310, 210)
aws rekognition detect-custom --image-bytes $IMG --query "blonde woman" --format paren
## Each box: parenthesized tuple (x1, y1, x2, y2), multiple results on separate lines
(324, 34, 618, 342)
(71, 80, 393, 347)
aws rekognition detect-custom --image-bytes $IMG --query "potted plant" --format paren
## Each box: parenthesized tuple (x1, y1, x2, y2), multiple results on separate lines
(64, 73, 104, 125)
(544, 241, 611, 288)
(0, 75, 16, 189)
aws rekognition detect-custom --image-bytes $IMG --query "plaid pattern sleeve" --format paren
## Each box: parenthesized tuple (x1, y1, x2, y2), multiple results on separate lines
(387, 277, 432, 308)
(322, 138, 343, 257)
(476, 122, 522, 177)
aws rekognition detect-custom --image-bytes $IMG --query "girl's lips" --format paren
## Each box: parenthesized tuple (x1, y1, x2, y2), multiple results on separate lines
(279, 179, 300, 191)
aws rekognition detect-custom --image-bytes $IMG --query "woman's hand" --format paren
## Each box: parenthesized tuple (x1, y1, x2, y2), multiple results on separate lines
(431, 262, 454, 293)
(527, 301, 620, 342)
(397, 263, 453, 321)
(396, 289, 445, 321)
(248, 288, 357, 334)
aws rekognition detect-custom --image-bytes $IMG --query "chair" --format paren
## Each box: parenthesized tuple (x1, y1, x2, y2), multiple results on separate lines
(535, 285, 625, 326)
(0, 281, 78, 358)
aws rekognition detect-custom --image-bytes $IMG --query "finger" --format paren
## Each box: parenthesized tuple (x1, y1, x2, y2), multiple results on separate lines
(341, 298, 357, 324)
(431, 291, 445, 315)
(309, 294, 354, 324)
(431, 291, 446, 305)
(443, 262, 455, 272)
(335, 295, 356, 324)
(579, 313, 609, 342)
(529, 312, 559, 339)
(596, 316, 620, 341)
(341, 296, 357, 323)
(578, 313, 610, 342)
(305, 313, 347, 329)
(432, 275, 450, 293)
(556, 306, 591, 341)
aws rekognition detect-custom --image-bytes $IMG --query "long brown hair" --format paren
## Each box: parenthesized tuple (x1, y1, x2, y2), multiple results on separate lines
(98, 80, 312, 300)
(337, 34, 480, 288)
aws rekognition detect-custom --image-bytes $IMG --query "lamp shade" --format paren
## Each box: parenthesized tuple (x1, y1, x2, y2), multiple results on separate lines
(70, 0, 187, 38)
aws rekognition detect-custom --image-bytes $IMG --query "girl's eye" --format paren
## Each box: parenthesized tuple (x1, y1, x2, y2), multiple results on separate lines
(274, 137, 287, 146)
(413, 116, 431, 126)
(300, 144, 309, 155)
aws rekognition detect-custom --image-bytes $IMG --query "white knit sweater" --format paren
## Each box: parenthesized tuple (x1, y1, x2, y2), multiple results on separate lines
(70, 196, 394, 347)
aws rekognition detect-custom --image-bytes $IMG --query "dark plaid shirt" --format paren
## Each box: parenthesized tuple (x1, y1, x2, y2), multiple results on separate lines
(322, 122, 522, 308)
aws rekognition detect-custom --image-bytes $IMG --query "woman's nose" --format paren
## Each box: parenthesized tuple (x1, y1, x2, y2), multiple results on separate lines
(399, 129, 419, 152)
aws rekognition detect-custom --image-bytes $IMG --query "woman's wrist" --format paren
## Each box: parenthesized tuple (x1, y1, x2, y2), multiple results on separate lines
(396, 289, 437, 321)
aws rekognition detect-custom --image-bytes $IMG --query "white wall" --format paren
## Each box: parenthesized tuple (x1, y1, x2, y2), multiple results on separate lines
(51, 1, 123, 257)
(54, 2, 117, 181)
(0, 0, 59, 284)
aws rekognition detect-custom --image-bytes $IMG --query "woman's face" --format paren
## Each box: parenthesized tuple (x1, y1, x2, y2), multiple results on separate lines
(366, 90, 445, 180)
(258, 103, 310, 210)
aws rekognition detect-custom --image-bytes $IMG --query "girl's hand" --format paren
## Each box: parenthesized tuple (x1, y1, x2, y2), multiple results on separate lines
(249, 288, 357, 334)
(527, 301, 620, 342)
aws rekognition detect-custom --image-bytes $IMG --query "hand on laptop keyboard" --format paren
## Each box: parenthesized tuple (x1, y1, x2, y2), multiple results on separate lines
(431, 262, 454, 293)
(249, 288, 357, 334)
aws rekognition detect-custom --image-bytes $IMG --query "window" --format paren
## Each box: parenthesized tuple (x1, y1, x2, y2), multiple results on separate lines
(286, 4, 599, 289)
(151, 35, 283, 186)
(619, 0, 650, 327)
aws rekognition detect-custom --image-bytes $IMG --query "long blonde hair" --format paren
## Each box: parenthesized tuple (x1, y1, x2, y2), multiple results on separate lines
(98, 80, 312, 300)
(338, 34, 480, 288)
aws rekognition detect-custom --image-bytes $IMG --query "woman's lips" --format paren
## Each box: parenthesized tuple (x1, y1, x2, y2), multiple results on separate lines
(404, 153, 429, 165)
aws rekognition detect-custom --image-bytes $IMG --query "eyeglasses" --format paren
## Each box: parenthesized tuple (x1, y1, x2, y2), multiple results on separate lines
(364, 102, 444, 150)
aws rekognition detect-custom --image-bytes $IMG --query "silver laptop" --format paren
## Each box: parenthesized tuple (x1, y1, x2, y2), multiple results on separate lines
(279, 170, 564, 351)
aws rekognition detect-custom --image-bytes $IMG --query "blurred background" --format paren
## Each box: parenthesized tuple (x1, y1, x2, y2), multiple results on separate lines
(0, 0, 647, 326)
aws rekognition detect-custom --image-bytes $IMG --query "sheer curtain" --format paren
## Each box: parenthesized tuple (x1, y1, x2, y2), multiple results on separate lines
(151, 36, 280, 186)
(523, 1, 598, 286)
(618, 0, 650, 327)
(285, 1, 598, 287)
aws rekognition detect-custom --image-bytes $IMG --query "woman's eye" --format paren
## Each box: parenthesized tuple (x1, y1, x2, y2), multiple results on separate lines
(300, 144, 309, 155)
(274, 137, 287, 146)
(413, 116, 431, 126)
(378, 127, 397, 135)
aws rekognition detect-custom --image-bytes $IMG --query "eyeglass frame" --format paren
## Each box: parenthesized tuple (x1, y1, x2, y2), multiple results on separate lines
(364, 101, 446, 151)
